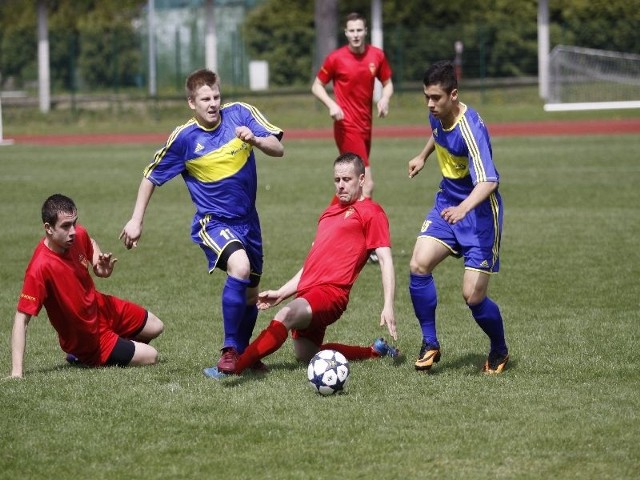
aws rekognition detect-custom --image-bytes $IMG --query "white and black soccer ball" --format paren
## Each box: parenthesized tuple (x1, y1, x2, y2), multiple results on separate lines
(307, 349, 350, 396)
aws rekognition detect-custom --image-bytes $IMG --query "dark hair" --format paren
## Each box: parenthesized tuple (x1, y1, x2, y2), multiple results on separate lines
(185, 69, 219, 100)
(423, 60, 457, 94)
(334, 152, 365, 176)
(345, 12, 366, 27)
(42, 194, 76, 225)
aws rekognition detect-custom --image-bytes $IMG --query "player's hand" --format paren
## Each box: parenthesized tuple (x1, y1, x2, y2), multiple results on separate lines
(329, 104, 344, 121)
(441, 205, 467, 225)
(377, 98, 390, 118)
(256, 290, 284, 310)
(120, 220, 142, 250)
(235, 126, 255, 145)
(94, 252, 118, 278)
(379, 306, 397, 341)
(408, 156, 426, 178)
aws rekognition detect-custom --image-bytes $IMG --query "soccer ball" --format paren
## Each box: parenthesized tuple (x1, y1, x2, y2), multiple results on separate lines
(307, 349, 350, 396)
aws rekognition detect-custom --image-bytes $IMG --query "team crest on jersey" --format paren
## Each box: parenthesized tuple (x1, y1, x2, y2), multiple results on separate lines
(194, 142, 205, 153)
(369, 63, 377, 76)
(345, 207, 355, 219)
(79, 254, 90, 269)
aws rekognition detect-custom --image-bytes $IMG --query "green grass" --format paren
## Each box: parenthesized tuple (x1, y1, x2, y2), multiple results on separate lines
(1, 119, 639, 478)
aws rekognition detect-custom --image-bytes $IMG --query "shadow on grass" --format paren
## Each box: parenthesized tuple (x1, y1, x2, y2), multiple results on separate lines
(412, 352, 515, 375)
(203, 359, 302, 387)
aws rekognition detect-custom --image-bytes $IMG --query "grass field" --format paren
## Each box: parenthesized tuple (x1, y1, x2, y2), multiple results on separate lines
(1, 100, 639, 479)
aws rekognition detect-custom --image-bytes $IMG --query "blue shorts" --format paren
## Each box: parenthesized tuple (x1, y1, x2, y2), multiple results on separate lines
(418, 190, 503, 273)
(191, 212, 263, 286)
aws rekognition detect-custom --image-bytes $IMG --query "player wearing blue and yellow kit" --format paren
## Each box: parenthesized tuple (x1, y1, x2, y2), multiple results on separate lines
(121, 69, 284, 372)
(407, 60, 509, 374)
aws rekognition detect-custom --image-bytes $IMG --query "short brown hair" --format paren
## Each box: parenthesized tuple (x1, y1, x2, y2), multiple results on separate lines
(185, 69, 218, 100)
(334, 152, 365, 176)
(42, 194, 76, 226)
(345, 12, 366, 27)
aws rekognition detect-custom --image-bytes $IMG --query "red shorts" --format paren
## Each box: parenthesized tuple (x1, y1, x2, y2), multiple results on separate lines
(96, 293, 147, 365)
(291, 285, 349, 346)
(334, 125, 371, 166)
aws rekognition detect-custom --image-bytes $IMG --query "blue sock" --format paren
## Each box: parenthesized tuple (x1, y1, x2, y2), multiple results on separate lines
(469, 297, 508, 355)
(221, 276, 250, 350)
(409, 273, 439, 348)
(237, 304, 258, 354)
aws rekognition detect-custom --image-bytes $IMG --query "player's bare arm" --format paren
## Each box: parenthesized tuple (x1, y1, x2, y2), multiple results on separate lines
(235, 127, 284, 157)
(376, 80, 394, 118)
(376, 246, 397, 340)
(257, 268, 303, 310)
(9, 311, 31, 379)
(311, 78, 344, 121)
(120, 178, 156, 249)
(441, 181, 498, 225)
(408, 136, 436, 178)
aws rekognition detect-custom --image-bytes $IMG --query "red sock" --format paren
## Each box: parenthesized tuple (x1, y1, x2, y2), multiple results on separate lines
(236, 320, 288, 373)
(320, 342, 377, 361)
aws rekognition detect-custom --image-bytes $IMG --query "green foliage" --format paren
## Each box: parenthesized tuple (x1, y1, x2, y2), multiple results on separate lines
(0, 0, 638, 91)
(0, 119, 639, 479)
(243, 0, 315, 86)
(243, 0, 640, 86)
(0, 0, 145, 91)
(0, 2, 36, 87)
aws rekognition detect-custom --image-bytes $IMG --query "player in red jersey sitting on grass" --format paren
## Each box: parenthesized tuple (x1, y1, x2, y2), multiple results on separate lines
(9, 194, 164, 378)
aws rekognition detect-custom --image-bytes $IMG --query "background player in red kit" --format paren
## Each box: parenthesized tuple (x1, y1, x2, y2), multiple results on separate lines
(9, 194, 163, 378)
(311, 12, 394, 204)
(204, 153, 399, 378)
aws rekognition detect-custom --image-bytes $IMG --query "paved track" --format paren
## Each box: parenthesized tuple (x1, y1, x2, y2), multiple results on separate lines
(8, 118, 640, 146)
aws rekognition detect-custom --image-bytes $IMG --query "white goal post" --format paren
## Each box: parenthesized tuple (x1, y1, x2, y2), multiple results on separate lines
(0, 95, 15, 146)
(544, 45, 640, 112)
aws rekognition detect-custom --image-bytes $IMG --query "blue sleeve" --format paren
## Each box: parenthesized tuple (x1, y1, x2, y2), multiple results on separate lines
(143, 126, 189, 186)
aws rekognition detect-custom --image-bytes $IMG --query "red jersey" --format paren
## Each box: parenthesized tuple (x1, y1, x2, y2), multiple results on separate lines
(17, 225, 107, 365)
(317, 45, 392, 134)
(297, 198, 391, 295)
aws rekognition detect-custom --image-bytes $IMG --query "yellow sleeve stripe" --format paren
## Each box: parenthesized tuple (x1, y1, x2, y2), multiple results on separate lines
(225, 101, 282, 134)
(143, 119, 196, 177)
(459, 116, 487, 183)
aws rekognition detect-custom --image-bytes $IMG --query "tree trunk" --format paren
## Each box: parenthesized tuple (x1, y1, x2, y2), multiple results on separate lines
(313, 0, 338, 79)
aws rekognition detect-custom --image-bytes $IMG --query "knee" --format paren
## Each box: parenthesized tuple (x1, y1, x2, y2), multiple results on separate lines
(366, 178, 374, 194)
(463, 289, 485, 306)
(133, 343, 159, 366)
(409, 257, 430, 275)
(147, 313, 165, 338)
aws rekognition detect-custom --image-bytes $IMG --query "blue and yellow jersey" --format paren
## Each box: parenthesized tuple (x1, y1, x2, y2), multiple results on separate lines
(143, 102, 283, 220)
(429, 104, 498, 204)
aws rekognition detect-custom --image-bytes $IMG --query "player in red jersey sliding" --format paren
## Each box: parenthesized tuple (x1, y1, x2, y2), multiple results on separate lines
(9, 194, 163, 378)
(204, 153, 399, 378)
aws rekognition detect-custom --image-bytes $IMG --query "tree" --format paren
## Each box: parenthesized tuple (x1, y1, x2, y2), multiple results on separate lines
(313, 0, 338, 75)
(243, 0, 315, 87)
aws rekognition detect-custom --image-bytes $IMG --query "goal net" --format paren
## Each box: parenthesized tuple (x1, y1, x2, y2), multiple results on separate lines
(544, 45, 640, 112)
